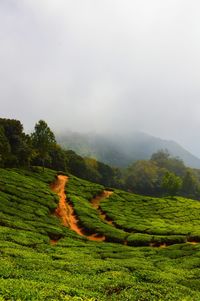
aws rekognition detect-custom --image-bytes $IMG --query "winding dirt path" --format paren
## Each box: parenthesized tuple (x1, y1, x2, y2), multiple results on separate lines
(50, 175, 69, 227)
(91, 191, 113, 225)
(91, 191, 113, 209)
(50, 176, 199, 247)
(50, 175, 105, 242)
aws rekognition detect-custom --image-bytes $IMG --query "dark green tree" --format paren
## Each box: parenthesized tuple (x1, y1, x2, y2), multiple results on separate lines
(0, 126, 11, 167)
(31, 120, 56, 170)
(125, 160, 161, 195)
(48, 144, 66, 171)
(64, 150, 87, 177)
(0, 118, 31, 167)
(151, 149, 170, 165)
(182, 170, 200, 198)
(97, 161, 115, 187)
(161, 171, 182, 196)
(151, 150, 185, 176)
(84, 158, 102, 183)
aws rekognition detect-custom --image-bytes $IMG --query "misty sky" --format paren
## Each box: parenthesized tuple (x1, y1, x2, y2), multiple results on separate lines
(1, 0, 200, 156)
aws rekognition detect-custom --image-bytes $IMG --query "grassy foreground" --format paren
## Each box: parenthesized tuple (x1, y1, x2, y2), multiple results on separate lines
(1, 168, 200, 300)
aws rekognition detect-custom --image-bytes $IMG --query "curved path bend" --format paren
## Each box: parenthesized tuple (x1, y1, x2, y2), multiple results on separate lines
(50, 175, 105, 242)
(50, 175, 199, 248)
(91, 191, 113, 225)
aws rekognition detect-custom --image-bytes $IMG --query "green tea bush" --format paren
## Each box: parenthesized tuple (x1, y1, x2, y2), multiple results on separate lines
(1, 168, 200, 300)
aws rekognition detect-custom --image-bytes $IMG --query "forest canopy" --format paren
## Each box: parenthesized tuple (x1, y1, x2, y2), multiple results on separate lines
(1, 118, 200, 199)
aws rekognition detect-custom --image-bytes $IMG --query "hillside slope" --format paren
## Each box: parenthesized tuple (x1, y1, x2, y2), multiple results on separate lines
(57, 131, 200, 168)
(1, 168, 200, 300)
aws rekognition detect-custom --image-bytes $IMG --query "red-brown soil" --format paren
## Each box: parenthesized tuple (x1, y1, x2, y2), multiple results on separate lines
(91, 191, 113, 209)
(51, 175, 105, 242)
(51, 176, 199, 247)
(91, 191, 113, 225)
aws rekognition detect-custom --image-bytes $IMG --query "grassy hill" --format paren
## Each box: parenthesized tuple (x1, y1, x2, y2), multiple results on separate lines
(1, 167, 200, 300)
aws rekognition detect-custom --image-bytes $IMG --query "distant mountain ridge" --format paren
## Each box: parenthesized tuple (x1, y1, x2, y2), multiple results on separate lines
(57, 131, 200, 169)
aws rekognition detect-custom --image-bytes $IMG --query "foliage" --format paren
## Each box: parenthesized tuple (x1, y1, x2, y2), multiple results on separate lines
(162, 172, 182, 196)
(31, 120, 56, 168)
(65, 150, 87, 178)
(181, 170, 200, 198)
(0, 126, 11, 167)
(0, 117, 123, 188)
(125, 150, 200, 199)
(1, 117, 200, 200)
(151, 149, 186, 176)
(100, 189, 200, 243)
(1, 168, 200, 300)
(48, 144, 67, 171)
(67, 176, 127, 243)
(125, 160, 161, 195)
(0, 118, 32, 167)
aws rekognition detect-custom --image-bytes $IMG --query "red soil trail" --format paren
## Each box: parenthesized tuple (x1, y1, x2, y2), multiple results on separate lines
(51, 179, 199, 248)
(52, 180, 164, 247)
(91, 191, 113, 209)
(50, 175, 105, 242)
(51, 175, 69, 227)
(50, 239, 58, 246)
(91, 191, 113, 225)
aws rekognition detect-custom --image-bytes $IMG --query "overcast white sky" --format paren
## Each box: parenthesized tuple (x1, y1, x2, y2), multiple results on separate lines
(1, 0, 200, 156)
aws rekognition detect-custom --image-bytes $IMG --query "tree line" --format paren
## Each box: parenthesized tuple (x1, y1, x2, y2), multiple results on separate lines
(0, 118, 121, 188)
(124, 150, 200, 199)
(1, 117, 200, 199)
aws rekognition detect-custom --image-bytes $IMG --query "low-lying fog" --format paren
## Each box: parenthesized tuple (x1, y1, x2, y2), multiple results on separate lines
(1, 0, 200, 156)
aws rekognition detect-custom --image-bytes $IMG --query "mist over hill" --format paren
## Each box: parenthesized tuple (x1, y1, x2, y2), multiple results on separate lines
(57, 131, 200, 169)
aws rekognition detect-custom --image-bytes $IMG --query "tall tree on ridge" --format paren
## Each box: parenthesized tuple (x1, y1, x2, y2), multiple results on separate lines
(31, 120, 56, 170)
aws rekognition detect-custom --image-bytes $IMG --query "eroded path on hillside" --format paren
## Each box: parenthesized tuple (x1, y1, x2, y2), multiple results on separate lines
(91, 191, 113, 225)
(50, 175, 105, 242)
(50, 175, 199, 248)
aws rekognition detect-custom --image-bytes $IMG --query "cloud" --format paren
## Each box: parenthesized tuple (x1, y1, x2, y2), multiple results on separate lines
(1, 0, 200, 155)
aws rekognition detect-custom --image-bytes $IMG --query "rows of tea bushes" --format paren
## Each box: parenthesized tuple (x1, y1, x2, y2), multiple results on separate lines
(66, 176, 200, 246)
(100, 190, 200, 244)
(67, 176, 128, 243)
(1, 167, 200, 300)
(0, 168, 81, 242)
(1, 227, 200, 300)
(67, 175, 104, 200)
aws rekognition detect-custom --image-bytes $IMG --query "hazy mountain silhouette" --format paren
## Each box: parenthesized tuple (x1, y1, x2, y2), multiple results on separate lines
(57, 131, 200, 168)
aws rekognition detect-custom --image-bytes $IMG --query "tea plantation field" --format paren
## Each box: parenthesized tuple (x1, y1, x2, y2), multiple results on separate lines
(1, 167, 200, 300)
(100, 190, 200, 246)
